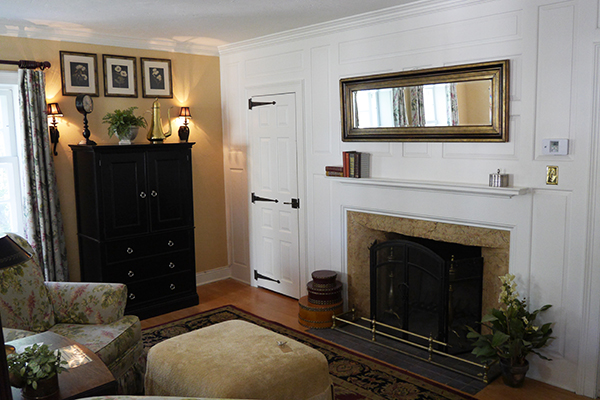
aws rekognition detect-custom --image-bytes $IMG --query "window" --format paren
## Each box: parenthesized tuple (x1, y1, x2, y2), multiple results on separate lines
(0, 71, 24, 235)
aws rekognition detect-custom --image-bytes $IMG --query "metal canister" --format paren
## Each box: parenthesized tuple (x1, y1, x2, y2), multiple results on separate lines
(489, 169, 508, 187)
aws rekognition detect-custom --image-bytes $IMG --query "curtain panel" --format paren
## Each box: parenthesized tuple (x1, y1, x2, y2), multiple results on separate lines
(18, 69, 68, 281)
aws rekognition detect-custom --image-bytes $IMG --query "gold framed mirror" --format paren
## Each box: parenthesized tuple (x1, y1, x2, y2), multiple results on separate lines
(340, 60, 509, 142)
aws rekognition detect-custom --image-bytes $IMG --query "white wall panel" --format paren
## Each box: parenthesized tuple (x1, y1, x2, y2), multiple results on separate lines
(229, 168, 249, 274)
(339, 12, 520, 64)
(530, 190, 570, 357)
(535, 4, 575, 159)
(245, 51, 304, 78)
(311, 46, 332, 154)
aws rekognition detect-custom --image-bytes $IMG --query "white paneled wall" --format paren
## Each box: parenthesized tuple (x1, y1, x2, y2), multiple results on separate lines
(220, 0, 600, 396)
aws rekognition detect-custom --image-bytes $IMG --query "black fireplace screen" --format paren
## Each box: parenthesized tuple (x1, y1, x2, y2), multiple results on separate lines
(370, 239, 483, 355)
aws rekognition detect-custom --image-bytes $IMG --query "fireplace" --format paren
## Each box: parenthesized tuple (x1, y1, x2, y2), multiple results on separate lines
(333, 210, 510, 382)
(369, 238, 483, 355)
(346, 211, 510, 322)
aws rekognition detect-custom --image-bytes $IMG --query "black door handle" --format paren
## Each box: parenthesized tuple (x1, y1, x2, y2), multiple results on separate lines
(283, 198, 300, 209)
(252, 192, 279, 204)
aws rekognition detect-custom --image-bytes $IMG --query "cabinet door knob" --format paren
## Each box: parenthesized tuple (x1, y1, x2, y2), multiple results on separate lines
(167, 240, 174, 247)
(151, 190, 158, 197)
(169, 284, 176, 291)
(140, 192, 147, 199)
(126, 247, 134, 254)
(127, 270, 135, 278)
(129, 293, 136, 300)
(168, 262, 175, 269)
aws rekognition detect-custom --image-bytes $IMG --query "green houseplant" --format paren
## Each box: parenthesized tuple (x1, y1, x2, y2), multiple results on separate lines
(467, 273, 554, 387)
(7, 343, 67, 399)
(102, 107, 147, 144)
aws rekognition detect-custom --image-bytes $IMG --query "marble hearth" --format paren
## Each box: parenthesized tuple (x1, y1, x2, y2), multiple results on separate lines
(346, 210, 510, 320)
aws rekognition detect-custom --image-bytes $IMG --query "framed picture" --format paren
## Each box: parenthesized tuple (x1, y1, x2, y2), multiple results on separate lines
(141, 57, 172, 98)
(103, 54, 137, 97)
(59, 51, 99, 96)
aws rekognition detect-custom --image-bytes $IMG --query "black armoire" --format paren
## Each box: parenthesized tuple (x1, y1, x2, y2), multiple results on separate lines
(70, 143, 199, 319)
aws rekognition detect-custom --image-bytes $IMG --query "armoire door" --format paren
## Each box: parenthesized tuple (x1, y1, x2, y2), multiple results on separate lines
(147, 149, 194, 231)
(101, 151, 148, 238)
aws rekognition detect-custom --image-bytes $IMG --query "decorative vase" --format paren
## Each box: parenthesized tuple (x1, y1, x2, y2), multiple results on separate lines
(500, 359, 529, 388)
(21, 373, 59, 400)
(118, 126, 139, 145)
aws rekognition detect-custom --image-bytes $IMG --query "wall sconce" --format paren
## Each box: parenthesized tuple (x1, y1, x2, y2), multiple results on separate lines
(47, 103, 62, 156)
(178, 107, 192, 142)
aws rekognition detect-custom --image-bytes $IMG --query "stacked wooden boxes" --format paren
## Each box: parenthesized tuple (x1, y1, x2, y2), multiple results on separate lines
(298, 270, 343, 329)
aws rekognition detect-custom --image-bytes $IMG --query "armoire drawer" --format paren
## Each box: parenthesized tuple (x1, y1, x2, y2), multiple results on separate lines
(104, 250, 193, 283)
(106, 229, 191, 263)
(125, 271, 196, 306)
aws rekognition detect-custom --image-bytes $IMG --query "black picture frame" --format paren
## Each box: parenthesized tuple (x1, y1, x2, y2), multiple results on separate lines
(59, 51, 99, 97)
(141, 57, 173, 98)
(103, 54, 137, 98)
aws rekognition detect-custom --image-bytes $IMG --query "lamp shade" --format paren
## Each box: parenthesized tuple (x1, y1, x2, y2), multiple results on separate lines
(179, 107, 192, 119)
(47, 103, 63, 117)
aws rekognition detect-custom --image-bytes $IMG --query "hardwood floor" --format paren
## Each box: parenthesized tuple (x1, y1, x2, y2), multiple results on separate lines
(141, 279, 590, 400)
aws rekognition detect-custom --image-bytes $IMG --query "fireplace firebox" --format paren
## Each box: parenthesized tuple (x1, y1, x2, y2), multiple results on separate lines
(370, 238, 483, 355)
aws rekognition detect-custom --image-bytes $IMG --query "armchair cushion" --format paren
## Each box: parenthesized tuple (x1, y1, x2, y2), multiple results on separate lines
(46, 282, 127, 324)
(0, 248, 55, 332)
(49, 315, 141, 374)
(2, 327, 37, 341)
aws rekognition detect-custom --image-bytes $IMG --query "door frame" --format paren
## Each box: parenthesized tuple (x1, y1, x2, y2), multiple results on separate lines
(246, 80, 307, 295)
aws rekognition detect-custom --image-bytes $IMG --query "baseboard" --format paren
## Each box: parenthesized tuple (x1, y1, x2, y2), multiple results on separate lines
(196, 266, 232, 286)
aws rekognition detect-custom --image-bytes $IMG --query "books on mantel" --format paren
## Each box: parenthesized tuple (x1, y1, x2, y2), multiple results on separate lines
(325, 166, 344, 177)
(325, 152, 370, 178)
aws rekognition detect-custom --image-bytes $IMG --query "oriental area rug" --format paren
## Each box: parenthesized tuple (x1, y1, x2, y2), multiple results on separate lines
(142, 305, 476, 400)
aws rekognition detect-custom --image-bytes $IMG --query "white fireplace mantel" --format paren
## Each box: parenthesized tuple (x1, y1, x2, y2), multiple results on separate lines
(329, 177, 530, 198)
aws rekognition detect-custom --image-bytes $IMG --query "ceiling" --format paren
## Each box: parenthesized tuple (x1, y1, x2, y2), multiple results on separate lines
(0, 0, 418, 54)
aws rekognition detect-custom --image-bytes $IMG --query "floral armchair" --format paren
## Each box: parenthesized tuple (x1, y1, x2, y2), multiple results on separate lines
(0, 233, 144, 394)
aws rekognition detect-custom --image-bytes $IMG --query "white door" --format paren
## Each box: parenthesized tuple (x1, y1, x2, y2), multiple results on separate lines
(249, 92, 300, 298)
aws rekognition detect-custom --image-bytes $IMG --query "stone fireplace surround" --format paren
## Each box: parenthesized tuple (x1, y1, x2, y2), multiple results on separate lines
(346, 210, 510, 322)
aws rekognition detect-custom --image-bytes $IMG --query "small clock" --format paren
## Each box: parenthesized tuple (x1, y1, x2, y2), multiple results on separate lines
(75, 94, 96, 145)
(75, 94, 93, 114)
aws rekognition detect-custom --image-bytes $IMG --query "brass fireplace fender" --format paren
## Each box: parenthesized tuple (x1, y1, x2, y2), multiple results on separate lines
(331, 309, 495, 383)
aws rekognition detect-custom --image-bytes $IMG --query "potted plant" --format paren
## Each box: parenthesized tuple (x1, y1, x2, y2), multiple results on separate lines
(467, 273, 554, 387)
(102, 107, 147, 145)
(7, 343, 67, 399)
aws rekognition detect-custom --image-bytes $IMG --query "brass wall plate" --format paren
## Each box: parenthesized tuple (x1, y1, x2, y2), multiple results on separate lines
(546, 166, 558, 185)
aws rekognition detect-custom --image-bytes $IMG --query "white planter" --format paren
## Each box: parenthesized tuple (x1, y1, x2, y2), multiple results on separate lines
(118, 126, 139, 145)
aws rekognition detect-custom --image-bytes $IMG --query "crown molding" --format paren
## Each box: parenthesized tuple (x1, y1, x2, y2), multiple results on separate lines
(0, 23, 220, 56)
(218, 0, 493, 55)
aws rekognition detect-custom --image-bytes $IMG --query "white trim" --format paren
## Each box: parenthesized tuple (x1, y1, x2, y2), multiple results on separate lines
(218, 0, 494, 55)
(195, 266, 232, 286)
(328, 177, 529, 198)
(578, 43, 600, 398)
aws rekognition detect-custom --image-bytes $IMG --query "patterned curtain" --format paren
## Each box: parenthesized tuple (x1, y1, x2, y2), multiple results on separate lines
(446, 83, 459, 125)
(392, 88, 408, 127)
(18, 69, 69, 281)
(410, 86, 425, 126)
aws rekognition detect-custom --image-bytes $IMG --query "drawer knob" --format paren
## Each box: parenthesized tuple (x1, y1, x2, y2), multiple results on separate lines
(169, 284, 176, 291)
(140, 192, 147, 199)
(127, 247, 134, 254)
(127, 270, 135, 278)
(167, 240, 174, 247)
(151, 190, 158, 197)
(168, 262, 175, 269)
(129, 293, 136, 300)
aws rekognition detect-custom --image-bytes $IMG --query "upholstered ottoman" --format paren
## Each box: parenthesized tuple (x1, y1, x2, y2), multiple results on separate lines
(145, 320, 332, 400)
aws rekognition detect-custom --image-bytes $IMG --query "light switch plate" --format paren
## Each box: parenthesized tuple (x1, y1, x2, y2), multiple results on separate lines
(542, 139, 569, 155)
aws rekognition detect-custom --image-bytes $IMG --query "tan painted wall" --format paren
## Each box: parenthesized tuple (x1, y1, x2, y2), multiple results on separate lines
(0, 36, 228, 281)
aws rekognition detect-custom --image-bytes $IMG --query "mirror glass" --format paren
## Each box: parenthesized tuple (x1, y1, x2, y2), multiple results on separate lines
(341, 60, 509, 142)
